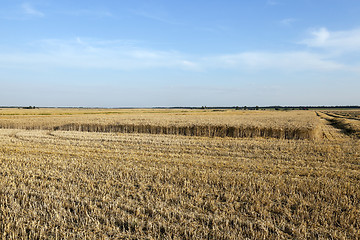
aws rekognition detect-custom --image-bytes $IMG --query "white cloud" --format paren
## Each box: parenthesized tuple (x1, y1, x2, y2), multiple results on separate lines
(0, 38, 199, 71)
(207, 51, 346, 71)
(300, 27, 360, 51)
(0, 36, 358, 73)
(21, 3, 44, 17)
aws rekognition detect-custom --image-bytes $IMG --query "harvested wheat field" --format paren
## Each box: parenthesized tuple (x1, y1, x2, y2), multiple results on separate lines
(0, 108, 359, 239)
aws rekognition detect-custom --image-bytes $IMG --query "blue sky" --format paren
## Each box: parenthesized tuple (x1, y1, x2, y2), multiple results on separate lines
(1, 0, 359, 107)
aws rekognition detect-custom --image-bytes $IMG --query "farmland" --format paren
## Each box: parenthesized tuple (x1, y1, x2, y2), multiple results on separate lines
(0, 108, 321, 140)
(0, 109, 359, 239)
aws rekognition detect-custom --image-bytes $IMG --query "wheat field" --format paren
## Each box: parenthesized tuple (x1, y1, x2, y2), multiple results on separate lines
(0, 108, 359, 239)
(0, 108, 321, 140)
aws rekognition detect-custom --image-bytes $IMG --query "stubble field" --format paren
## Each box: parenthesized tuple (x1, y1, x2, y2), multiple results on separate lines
(0, 108, 359, 239)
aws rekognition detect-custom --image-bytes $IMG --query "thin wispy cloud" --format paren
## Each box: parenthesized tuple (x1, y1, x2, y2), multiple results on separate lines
(129, 9, 181, 25)
(300, 27, 360, 52)
(267, 0, 279, 6)
(21, 3, 44, 17)
(210, 51, 346, 71)
(279, 18, 297, 26)
(199, 24, 231, 34)
(0, 38, 198, 71)
(0, 36, 355, 74)
(65, 9, 113, 18)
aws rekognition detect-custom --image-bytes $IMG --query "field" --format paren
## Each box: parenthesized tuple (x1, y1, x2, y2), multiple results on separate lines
(0, 109, 359, 239)
(0, 108, 321, 140)
(318, 110, 360, 139)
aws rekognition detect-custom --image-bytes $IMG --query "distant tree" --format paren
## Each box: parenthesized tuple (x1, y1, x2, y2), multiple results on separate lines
(255, 106, 259, 110)
(23, 106, 36, 109)
(243, 106, 247, 110)
(235, 106, 239, 110)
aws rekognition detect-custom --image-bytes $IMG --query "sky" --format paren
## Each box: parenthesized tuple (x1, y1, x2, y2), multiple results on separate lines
(0, 0, 359, 107)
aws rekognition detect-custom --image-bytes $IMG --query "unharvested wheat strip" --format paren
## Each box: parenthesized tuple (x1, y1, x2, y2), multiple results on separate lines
(0, 109, 322, 140)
